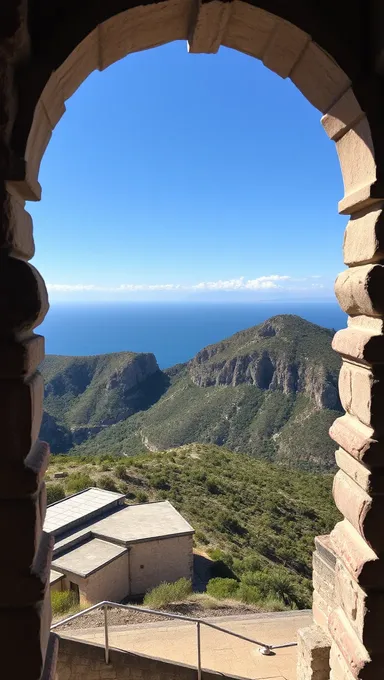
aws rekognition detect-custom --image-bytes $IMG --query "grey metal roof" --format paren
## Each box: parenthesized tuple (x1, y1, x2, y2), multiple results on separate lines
(44, 487, 125, 536)
(91, 500, 194, 545)
(52, 538, 127, 578)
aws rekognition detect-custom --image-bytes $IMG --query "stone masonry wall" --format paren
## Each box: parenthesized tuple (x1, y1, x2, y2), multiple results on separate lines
(56, 636, 237, 680)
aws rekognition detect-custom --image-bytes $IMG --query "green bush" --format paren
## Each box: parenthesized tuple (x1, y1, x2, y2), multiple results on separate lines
(66, 472, 94, 494)
(135, 491, 148, 503)
(51, 590, 78, 616)
(46, 483, 65, 505)
(194, 530, 209, 545)
(115, 462, 127, 479)
(97, 475, 119, 492)
(143, 578, 192, 608)
(206, 578, 239, 600)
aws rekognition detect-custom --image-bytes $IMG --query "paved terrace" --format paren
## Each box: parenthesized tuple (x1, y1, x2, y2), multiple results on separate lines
(61, 610, 311, 680)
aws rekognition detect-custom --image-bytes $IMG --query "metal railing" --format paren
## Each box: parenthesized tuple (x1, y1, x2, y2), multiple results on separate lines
(51, 600, 297, 678)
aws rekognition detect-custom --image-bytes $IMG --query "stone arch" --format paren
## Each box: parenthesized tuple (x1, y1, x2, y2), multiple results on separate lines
(2, 2, 384, 680)
(8, 1, 377, 218)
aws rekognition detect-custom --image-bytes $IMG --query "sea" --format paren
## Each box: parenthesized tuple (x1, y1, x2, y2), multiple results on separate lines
(38, 302, 347, 369)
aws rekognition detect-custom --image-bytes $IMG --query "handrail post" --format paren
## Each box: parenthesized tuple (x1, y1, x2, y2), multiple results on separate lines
(196, 621, 202, 680)
(104, 604, 110, 664)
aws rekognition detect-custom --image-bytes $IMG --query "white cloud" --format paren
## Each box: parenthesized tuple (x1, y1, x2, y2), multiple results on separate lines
(47, 275, 293, 294)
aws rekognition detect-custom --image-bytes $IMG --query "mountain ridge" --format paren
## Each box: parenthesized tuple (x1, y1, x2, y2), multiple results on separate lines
(40, 314, 342, 471)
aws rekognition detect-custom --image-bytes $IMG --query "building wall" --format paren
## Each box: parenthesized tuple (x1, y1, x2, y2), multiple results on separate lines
(129, 534, 193, 596)
(64, 552, 130, 605)
(50, 578, 64, 593)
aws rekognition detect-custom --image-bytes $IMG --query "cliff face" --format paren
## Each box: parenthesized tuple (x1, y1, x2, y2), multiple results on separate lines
(189, 351, 339, 409)
(41, 351, 165, 451)
(188, 316, 340, 410)
(105, 353, 159, 392)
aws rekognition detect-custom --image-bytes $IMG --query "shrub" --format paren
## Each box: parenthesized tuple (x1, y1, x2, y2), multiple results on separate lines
(115, 462, 127, 479)
(51, 590, 78, 616)
(206, 478, 222, 495)
(66, 472, 94, 494)
(206, 578, 239, 600)
(46, 483, 65, 505)
(194, 530, 209, 545)
(143, 578, 192, 608)
(135, 491, 148, 503)
(150, 475, 170, 491)
(215, 511, 245, 535)
(98, 475, 118, 492)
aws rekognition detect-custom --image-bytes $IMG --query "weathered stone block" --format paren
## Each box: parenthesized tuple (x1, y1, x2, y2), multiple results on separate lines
(333, 470, 384, 553)
(1, 192, 35, 259)
(222, 2, 276, 59)
(290, 41, 350, 113)
(313, 551, 335, 604)
(335, 264, 384, 317)
(297, 624, 331, 680)
(336, 117, 377, 212)
(329, 642, 357, 680)
(0, 257, 49, 336)
(99, 1, 191, 71)
(315, 535, 337, 569)
(328, 608, 370, 678)
(262, 19, 309, 79)
(334, 447, 384, 494)
(0, 334, 44, 379)
(313, 590, 332, 630)
(321, 87, 363, 141)
(330, 520, 382, 587)
(188, 1, 231, 54)
(338, 361, 384, 432)
(0, 486, 45, 575)
(333, 326, 384, 365)
(343, 204, 384, 266)
(25, 101, 52, 188)
(0, 372, 43, 461)
(330, 414, 383, 467)
(0, 599, 51, 678)
(335, 560, 384, 651)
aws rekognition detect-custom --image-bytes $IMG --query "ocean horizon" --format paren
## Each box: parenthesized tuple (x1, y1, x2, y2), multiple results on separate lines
(38, 301, 347, 369)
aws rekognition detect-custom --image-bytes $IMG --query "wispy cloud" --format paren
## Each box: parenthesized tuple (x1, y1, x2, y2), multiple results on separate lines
(47, 275, 294, 294)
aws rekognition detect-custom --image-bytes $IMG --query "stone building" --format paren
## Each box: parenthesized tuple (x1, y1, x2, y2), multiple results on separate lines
(2, 1, 384, 678)
(45, 488, 194, 605)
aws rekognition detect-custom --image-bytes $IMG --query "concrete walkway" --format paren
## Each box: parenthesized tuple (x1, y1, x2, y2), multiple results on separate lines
(61, 610, 311, 680)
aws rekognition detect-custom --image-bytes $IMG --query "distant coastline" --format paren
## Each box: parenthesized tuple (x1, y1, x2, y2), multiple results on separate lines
(39, 301, 346, 369)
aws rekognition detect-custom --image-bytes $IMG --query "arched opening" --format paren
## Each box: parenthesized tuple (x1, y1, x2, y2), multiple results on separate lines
(2, 3, 384, 680)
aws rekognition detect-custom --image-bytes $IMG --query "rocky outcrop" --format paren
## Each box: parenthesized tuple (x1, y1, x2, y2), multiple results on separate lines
(188, 316, 341, 411)
(106, 353, 159, 392)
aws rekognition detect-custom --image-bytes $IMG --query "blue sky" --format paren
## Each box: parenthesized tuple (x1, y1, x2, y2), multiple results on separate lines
(30, 41, 347, 302)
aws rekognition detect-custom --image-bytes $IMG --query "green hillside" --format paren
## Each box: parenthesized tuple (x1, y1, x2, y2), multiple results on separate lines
(47, 443, 340, 608)
(41, 315, 342, 471)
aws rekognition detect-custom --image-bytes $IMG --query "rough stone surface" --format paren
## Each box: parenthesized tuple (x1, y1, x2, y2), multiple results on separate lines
(188, 0, 232, 53)
(0, 334, 44, 378)
(0, 256, 49, 336)
(335, 264, 384, 317)
(329, 414, 383, 467)
(330, 520, 382, 587)
(343, 205, 384, 266)
(337, 361, 384, 432)
(297, 625, 331, 680)
(0, 371, 44, 461)
(321, 87, 364, 141)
